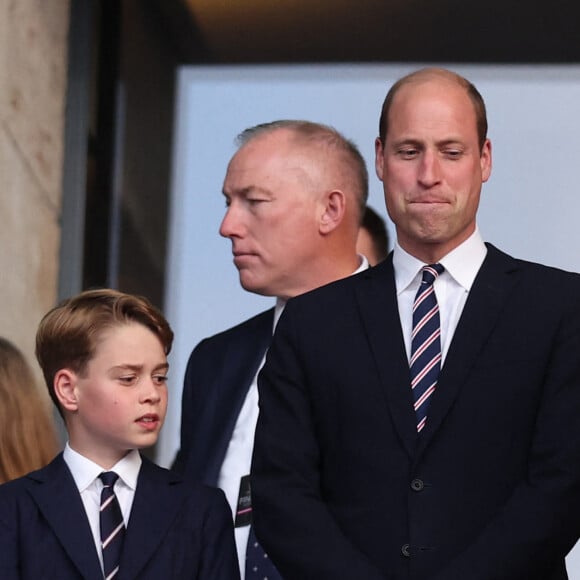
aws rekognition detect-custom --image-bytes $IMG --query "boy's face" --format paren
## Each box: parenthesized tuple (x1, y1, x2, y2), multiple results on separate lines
(62, 321, 168, 468)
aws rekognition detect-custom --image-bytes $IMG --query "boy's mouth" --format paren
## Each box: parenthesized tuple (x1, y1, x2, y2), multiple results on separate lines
(136, 414, 160, 430)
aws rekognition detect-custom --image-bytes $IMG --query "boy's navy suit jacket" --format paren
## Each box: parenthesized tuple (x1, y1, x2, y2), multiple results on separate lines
(0, 453, 240, 579)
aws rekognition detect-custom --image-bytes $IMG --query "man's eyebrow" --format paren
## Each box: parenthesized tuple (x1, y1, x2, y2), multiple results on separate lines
(390, 137, 465, 148)
(390, 138, 423, 148)
(223, 185, 273, 197)
(437, 138, 465, 146)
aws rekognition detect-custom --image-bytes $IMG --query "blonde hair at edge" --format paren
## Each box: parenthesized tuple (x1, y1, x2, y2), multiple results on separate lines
(0, 337, 60, 483)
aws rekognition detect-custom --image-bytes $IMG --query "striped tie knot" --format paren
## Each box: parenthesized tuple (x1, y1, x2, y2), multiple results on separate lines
(420, 263, 444, 286)
(410, 263, 444, 433)
(99, 471, 119, 489)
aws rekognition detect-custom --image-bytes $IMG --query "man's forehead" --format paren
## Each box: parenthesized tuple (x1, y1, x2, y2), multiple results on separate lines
(387, 80, 476, 131)
(236, 129, 308, 159)
(223, 161, 314, 194)
(393, 76, 466, 103)
(227, 140, 319, 176)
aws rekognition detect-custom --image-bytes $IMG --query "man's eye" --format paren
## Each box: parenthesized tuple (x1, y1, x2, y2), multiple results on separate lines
(398, 149, 418, 159)
(444, 150, 462, 159)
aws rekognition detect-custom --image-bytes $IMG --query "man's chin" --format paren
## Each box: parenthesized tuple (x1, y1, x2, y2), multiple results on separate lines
(240, 277, 273, 297)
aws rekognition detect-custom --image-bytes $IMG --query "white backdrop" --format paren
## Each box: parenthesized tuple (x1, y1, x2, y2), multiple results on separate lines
(160, 63, 580, 574)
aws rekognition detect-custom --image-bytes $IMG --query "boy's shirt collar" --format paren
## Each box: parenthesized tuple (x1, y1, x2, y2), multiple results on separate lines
(63, 442, 141, 492)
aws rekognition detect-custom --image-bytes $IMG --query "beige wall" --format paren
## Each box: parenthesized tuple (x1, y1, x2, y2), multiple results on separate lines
(0, 0, 70, 370)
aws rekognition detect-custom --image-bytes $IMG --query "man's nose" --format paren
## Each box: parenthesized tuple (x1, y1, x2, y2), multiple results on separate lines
(418, 150, 442, 187)
(219, 203, 244, 238)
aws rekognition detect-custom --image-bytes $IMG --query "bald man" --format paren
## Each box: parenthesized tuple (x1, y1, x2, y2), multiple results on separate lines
(173, 120, 369, 579)
(252, 69, 580, 579)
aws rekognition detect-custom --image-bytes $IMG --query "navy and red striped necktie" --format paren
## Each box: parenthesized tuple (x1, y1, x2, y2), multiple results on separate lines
(410, 263, 445, 433)
(99, 471, 125, 580)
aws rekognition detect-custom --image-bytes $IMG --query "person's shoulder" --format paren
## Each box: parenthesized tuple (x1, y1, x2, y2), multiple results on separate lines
(287, 260, 391, 311)
(181, 478, 229, 507)
(194, 307, 275, 351)
(0, 454, 63, 496)
(0, 475, 27, 499)
(0, 467, 48, 503)
(140, 458, 228, 507)
(485, 243, 580, 301)
(486, 243, 580, 279)
(520, 259, 580, 283)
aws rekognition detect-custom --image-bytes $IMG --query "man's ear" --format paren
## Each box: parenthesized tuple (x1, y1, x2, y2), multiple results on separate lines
(480, 138, 492, 183)
(375, 137, 385, 181)
(54, 369, 79, 412)
(319, 189, 346, 234)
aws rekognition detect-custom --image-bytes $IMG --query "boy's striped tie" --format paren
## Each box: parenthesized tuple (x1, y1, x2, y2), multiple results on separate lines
(99, 471, 125, 580)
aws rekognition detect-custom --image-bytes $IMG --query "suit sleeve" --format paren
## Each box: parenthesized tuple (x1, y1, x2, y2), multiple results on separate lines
(431, 275, 580, 580)
(197, 488, 240, 580)
(251, 307, 387, 580)
(171, 340, 206, 474)
(171, 345, 198, 473)
(0, 484, 19, 578)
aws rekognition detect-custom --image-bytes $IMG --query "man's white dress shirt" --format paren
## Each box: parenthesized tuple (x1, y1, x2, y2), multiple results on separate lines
(219, 256, 369, 577)
(393, 228, 487, 365)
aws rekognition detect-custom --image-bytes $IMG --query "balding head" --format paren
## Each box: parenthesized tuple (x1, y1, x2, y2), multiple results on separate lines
(237, 120, 369, 222)
(378, 68, 488, 151)
(220, 121, 367, 300)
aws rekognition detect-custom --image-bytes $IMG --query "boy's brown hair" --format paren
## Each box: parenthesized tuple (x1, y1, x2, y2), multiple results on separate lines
(36, 288, 173, 414)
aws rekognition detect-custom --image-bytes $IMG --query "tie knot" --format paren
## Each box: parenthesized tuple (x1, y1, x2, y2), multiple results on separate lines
(99, 471, 119, 488)
(421, 263, 444, 286)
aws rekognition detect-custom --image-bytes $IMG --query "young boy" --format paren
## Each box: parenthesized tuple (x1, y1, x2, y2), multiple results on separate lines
(0, 289, 240, 580)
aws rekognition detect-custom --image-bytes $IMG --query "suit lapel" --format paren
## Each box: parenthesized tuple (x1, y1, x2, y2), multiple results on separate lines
(416, 244, 521, 456)
(355, 257, 418, 458)
(27, 454, 103, 580)
(218, 309, 273, 416)
(119, 458, 184, 579)
(199, 309, 274, 484)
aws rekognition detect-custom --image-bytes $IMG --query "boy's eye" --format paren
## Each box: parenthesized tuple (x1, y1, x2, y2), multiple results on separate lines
(153, 374, 168, 385)
(119, 375, 137, 385)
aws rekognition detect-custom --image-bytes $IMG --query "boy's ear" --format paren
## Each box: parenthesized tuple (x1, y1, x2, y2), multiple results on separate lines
(54, 369, 79, 412)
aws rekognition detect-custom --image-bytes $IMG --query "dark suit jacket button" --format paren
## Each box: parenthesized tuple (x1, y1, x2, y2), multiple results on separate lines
(410, 478, 424, 491)
(401, 543, 411, 558)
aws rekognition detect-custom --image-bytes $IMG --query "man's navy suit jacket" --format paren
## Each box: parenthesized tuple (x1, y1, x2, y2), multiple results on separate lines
(0, 453, 240, 579)
(173, 308, 274, 485)
(252, 244, 580, 580)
